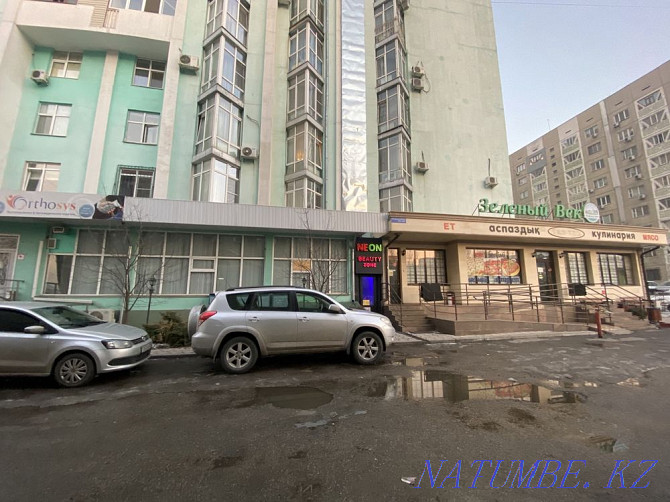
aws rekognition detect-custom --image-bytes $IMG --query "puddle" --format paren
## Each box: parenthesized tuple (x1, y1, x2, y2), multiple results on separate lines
(375, 360, 585, 404)
(251, 386, 333, 410)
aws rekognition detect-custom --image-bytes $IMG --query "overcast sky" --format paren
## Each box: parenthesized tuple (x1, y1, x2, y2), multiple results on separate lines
(492, 0, 670, 154)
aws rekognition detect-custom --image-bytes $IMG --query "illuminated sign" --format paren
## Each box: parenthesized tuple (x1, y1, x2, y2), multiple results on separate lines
(478, 198, 596, 222)
(354, 238, 383, 275)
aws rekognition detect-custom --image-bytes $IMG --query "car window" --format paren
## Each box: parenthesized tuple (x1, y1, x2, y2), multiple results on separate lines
(250, 292, 291, 311)
(33, 306, 104, 328)
(226, 293, 251, 311)
(0, 309, 45, 333)
(296, 292, 331, 313)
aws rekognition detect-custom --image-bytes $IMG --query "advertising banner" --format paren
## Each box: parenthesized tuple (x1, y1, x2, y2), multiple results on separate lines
(0, 191, 124, 220)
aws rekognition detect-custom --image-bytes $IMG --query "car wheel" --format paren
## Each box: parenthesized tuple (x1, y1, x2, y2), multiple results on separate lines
(219, 336, 258, 374)
(352, 331, 384, 365)
(54, 353, 96, 388)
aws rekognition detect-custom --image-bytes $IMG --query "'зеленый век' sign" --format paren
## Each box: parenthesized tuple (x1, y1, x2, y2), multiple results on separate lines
(478, 199, 600, 223)
(355, 238, 383, 275)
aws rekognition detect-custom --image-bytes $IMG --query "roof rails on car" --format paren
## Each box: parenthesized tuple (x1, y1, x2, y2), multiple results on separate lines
(224, 285, 306, 292)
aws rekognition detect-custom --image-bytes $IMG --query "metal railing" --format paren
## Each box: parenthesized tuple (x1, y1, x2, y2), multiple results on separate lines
(381, 281, 404, 330)
(1, 279, 23, 301)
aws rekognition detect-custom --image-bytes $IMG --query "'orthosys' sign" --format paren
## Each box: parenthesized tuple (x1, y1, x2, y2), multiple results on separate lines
(478, 199, 590, 221)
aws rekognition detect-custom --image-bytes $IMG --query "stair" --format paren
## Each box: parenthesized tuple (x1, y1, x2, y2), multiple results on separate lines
(608, 307, 655, 331)
(384, 304, 434, 333)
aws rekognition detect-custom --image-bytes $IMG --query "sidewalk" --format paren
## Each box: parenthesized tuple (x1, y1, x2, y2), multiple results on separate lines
(150, 326, 661, 357)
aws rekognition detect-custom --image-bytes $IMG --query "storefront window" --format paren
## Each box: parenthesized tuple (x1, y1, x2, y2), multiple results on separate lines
(405, 250, 446, 285)
(565, 252, 588, 284)
(466, 249, 521, 285)
(597, 253, 633, 285)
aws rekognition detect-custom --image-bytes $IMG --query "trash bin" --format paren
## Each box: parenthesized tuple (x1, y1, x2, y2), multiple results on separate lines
(647, 307, 662, 322)
(446, 292, 456, 306)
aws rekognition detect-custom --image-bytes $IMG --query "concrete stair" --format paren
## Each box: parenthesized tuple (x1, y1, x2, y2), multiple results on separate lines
(384, 304, 434, 333)
(607, 307, 655, 331)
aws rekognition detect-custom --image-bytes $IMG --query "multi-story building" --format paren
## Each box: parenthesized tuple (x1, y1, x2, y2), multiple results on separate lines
(509, 61, 670, 282)
(0, 0, 510, 322)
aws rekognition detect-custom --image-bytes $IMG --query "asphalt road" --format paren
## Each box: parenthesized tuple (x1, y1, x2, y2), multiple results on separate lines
(1, 331, 670, 501)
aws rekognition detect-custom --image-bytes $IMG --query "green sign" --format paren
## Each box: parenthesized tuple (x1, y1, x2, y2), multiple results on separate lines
(478, 199, 588, 221)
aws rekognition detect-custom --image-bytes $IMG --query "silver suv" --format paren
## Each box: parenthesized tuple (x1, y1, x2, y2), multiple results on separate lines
(189, 287, 395, 373)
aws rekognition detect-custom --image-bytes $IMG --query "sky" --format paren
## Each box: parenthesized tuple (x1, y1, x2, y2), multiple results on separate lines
(491, 0, 670, 154)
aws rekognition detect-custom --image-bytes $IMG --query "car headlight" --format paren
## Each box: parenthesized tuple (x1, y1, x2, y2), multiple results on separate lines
(379, 316, 393, 327)
(101, 339, 134, 349)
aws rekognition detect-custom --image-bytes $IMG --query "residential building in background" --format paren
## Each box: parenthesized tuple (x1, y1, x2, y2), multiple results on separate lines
(509, 61, 670, 282)
(0, 0, 510, 321)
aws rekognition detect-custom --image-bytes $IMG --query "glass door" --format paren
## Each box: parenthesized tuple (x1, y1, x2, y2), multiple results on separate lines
(387, 248, 401, 304)
(535, 250, 558, 302)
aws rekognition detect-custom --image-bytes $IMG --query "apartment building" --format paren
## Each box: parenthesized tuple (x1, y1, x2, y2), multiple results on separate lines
(509, 61, 670, 282)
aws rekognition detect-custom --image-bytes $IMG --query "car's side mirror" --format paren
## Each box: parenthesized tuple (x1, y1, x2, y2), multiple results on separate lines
(24, 325, 47, 334)
(328, 304, 344, 314)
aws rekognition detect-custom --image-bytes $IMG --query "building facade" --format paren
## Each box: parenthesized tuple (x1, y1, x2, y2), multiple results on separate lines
(0, 0, 511, 322)
(509, 61, 670, 282)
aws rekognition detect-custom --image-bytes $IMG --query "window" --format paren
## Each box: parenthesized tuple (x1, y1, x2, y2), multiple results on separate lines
(585, 125, 599, 138)
(287, 69, 323, 123)
(374, 0, 403, 43)
(533, 182, 547, 192)
(627, 186, 643, 199)
(272, 237, 348, 294)
(601, 214, 613, 224)
(117, 167, 154, 198)
(647, 268, 661, 281)
(221, 38, 246, 99)
(591, 159, 605, 171)
(650, 153, 670, 169)
(515, 163, 526, 174)
(624, 165, 642, 179)
(518, 177, 528, 186)
(124, 111, 159, 144)
(466, 249, 522, 285)
(631, 205, 649, 218)
(658, 197, 670, 211)
(587, 142, 602, 155)
(288, 23, 323, 74)
(296, 292, 332, 313)
(375, 40, 406, 86)
(405, 250, 447, 285)
(286, 122, 323, 177)
(34, 103, 71, 136)
(613, 109, 629, 124)
(377, 85, 410, 133)
(637, 90, 663, 109)
(225, 0, 249, 45)
(109, 0, 177, 16)
(565, 252, 588, 284)
(561, 135, 577, 148)
(653, 174, 670, 190)
(593, 177, 607, 189)
(596, 195, 611, 207)
(647, 131, 669, 147)
(642, 110, 667, 130)
(519, 190, 529, 199)
(291, 0, 324, 26)
(226, 292, 251, 310)
(379, 185, 413, 212)
(622, 146, 637, 160)
(598, 253, 633, 285)
(285, 177, 323, 209)
(378, 134, 411, 184)
(251, 292, 291, 311)
(529, 153, 544, 164)
(133, 59, 165, 89)
(564, 151, 581, 164)
(192, 157, 239, 203)
(205, 0, 224, 37)
(617, 128, 634, 142)
(23, 162, 60, 191)
(0, 309, 48, 333)
(195, 95, 242, 157)
(565, 167, 584, 180)
(49, 51, 82, 79)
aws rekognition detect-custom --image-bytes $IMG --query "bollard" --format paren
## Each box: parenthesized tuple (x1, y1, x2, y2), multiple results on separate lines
(595, 309, 603, 339)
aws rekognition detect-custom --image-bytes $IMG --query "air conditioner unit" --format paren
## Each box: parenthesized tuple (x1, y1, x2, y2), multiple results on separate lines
(629, 155, 636, 161)
(639, 194, 647, 200)
(411, 65, 424, 77)
(398, 0, 410, 11)
(411, 77, 424, 91)
(278, 0, 290, 6)
(415, 161, 429, 173)
(592, 132, 598, 138)
(484, 176, 498, 188)
(588, 189, 595, 194)
(613, 121, 621, 128)
(241, 146, 259, 160)
(89, 308, 116, 323)
(46, 238, 58, 250)
(178, 54, 200, 72)
(51, 226, 66, 234)
(625, 137, 632, 142)
(634, 173, 643, 180)
(31, 70, 49, 86)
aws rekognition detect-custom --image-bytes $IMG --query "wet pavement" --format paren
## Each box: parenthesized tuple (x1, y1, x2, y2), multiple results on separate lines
(1, 331, 670, 500)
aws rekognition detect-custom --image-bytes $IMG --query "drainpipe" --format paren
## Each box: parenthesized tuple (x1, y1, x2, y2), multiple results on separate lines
(640, 246, 660, 301)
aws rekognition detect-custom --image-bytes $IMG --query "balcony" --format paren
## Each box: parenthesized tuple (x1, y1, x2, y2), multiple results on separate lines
(375, 18, 405, 45)
(641, 119, 669, 138)
(17, 1, 174, 59)
(637, 98, 666, 118)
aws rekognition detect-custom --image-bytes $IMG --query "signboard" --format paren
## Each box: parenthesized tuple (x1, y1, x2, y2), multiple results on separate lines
(478, 198, 595, 222)
(0, 191, 124, 220)
(354, 238, 383, 275)
(583, 202, 600, 223)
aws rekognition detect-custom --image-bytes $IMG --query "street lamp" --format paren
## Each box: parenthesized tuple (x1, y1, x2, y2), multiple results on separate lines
(146, 276, 156, 324)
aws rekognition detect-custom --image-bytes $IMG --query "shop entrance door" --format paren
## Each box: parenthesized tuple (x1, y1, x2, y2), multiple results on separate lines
(535, 251, 558, 302)
(0, 246, 17, 300)
(387, 248, 401, 304)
